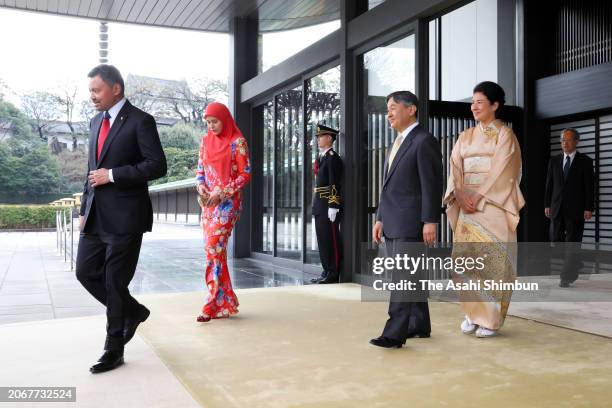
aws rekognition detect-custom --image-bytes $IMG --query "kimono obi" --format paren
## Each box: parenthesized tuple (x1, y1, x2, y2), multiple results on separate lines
(463, 155, 492, 186)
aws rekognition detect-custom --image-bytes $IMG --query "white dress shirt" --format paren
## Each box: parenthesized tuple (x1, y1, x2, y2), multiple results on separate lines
(563, 150, 577, 169)
(105, 97, 127, 183)
(396, 121, 419, 147)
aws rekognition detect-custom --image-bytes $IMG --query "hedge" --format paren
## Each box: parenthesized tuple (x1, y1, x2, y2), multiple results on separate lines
(0, 205, 68, 229)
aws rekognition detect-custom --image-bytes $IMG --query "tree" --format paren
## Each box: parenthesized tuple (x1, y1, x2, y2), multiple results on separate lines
(53, 85, 78, 147)
(0, 140, 60, 197)
(124, 75, 161, 115)
(21, 91, 61, 141)
(0, 79, 9, 99)
(151, 147, 198, 185)
(0, 99, 38, 149)
(57, 149, 88, 193)
(17, 144, 61, 195)
(158, 122, 201, 150)
(80, 100, 96, 134)
(125, 74, 228, 129)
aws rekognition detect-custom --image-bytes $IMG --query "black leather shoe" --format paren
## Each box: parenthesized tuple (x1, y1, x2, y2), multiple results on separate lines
(90, 350, 124, 373)
(405, 332, 430, 339)
(559, 280, 571, 288)
(318, 275, 339, 284)
(369, 336, 405, 348)
(124, 306, 150, 344)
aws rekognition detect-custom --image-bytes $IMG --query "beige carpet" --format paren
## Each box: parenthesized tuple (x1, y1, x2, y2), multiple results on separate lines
(138, 284, 612, 408)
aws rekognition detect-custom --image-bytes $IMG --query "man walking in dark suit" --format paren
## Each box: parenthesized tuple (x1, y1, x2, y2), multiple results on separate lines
(76, 65, 167, 373)
(310, 124, 343, 284)
(545, 128, 595, 287)
(370, 91, 442, 349)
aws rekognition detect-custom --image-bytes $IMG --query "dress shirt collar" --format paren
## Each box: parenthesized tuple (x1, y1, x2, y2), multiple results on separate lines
(106, 97, 127, 127)
(319, 146, 333, 157)
(398, 121, 419, 141)
(564, 150, 577, 163)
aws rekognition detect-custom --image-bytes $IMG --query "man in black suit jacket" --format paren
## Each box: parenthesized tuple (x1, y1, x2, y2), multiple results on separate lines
(545, 128, 594, 287)
(76, 65, 167, 373)
(370, 91, 443, 349)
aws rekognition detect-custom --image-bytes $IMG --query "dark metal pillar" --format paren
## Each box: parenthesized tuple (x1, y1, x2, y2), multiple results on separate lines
(229, 17, 259, 258)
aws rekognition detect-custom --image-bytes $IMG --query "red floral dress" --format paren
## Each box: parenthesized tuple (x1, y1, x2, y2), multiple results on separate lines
(196, 135, 251, 318)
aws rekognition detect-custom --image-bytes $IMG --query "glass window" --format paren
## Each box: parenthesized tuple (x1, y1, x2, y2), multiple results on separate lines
(360, 34, 416, 242)
(261, 101, 275, 254)
(259, 21, 341, 73)
(275, 86, 303, 260)
(305, 66, 341, 265)
(429, 19, 439, 100)
(439, 0, 497, 101)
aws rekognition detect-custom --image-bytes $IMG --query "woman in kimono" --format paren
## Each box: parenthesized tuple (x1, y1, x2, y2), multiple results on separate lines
(195, 102, 251, 322)
(443, 81, 525, 337)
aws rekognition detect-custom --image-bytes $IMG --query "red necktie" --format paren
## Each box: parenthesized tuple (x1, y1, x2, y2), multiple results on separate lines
(97, 111, 111, 160)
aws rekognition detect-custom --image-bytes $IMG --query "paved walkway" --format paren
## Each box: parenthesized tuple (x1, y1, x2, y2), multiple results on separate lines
(0, 224, 308, 325)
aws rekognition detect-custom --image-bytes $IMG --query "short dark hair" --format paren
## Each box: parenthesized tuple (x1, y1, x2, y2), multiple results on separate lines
(88, 64, 125, 94)
(473, 81, 505, 116)
(386, 91, 419, 117)
(561, 128, 580, 141)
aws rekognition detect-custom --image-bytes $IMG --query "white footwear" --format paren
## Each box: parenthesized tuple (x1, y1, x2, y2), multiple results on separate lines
(475, 326, 498, 338)
(460, 318, 478, 334)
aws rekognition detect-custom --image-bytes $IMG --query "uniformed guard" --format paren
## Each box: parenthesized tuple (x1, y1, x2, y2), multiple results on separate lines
(311, 124, 343, 284)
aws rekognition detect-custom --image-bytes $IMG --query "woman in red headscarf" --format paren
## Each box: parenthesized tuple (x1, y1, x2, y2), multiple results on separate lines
(195, 102, 251, 322)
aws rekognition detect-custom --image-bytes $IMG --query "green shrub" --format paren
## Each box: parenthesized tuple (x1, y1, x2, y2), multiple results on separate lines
(0, 205, 69, 229)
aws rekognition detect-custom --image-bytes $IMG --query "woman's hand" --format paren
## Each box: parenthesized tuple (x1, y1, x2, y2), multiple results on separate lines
(197, 184, 208, 196)
(206, 192, 223, 207)
(455, 188, 481, 214)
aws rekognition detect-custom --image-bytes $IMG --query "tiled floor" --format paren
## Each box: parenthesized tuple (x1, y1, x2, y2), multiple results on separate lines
(0, 224, 312, 325)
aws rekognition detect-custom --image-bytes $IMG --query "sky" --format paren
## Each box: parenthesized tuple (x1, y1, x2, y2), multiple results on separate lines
(0, 7, 228, 109)
(0, 6, 340, 116)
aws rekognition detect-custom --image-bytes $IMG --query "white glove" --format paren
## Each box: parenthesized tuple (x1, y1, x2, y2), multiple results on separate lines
(328, 208, 339, 222)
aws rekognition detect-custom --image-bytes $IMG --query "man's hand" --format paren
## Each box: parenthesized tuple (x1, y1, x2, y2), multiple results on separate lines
(372, 221, 383, 244)
(79, 215, 84, 232)
(585, 210, 593, 221)
(88, 168, 110, 187)
(423, 223, 437, 246)
(545, 207, 551, 218)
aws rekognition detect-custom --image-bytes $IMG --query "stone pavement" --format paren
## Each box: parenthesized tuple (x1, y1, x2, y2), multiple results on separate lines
(0, 224, 309, 325)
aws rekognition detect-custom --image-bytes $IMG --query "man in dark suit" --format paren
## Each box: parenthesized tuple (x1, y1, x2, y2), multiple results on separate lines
(310, 124, 343, 284)
(545, 128, 595, 287)
(76, 65, 167, 373)
(370, 91, 443, 349)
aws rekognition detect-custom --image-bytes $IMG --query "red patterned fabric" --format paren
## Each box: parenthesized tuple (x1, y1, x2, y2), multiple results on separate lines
(196, 125, 251, 318)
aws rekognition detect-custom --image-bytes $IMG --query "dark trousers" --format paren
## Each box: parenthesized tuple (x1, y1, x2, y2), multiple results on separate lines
(76, 205, 144, 351)
(381, 236, 431, 341)
(314, 213, 341, 279)
(550, 214, 585, 283)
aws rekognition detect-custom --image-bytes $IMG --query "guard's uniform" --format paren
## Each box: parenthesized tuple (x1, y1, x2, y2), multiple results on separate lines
(312, 125, 343, 284)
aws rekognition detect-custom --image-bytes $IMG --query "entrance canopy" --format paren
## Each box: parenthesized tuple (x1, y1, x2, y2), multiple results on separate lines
(0, 0, 339, 32)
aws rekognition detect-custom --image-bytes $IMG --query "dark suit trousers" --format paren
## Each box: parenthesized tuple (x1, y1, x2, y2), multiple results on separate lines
(76, 204, 143, 351)
(381, 237, 431, 341)
(550, 214, 585, 283)
(315, 214, 341, 277)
